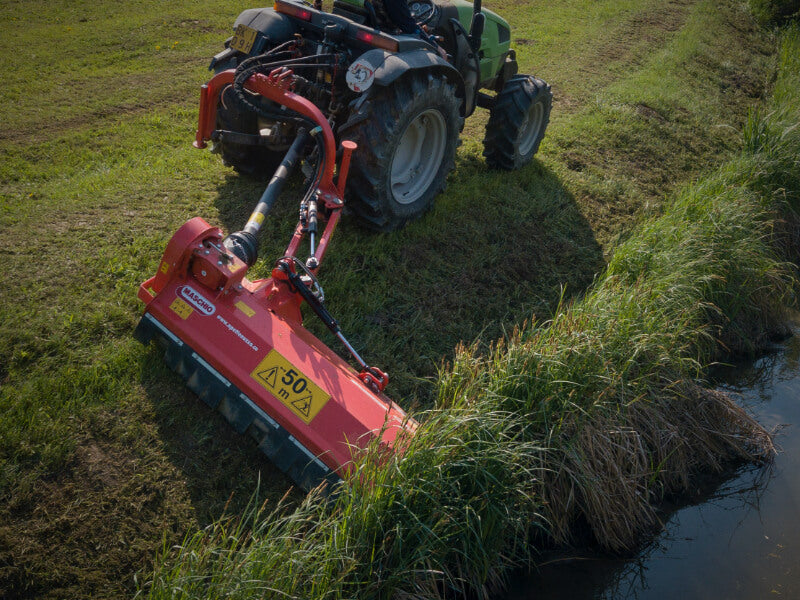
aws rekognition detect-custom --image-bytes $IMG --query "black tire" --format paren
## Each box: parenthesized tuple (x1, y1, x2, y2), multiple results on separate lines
(215, 84, 284, 177)
(343, 72, 461, 231)
(483, 75, 552, 171)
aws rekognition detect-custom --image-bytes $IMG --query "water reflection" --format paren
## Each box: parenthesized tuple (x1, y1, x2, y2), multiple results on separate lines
(507, 332, 800, 600)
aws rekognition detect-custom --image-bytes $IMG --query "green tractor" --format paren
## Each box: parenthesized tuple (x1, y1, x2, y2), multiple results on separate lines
(203, 0, 552, 230)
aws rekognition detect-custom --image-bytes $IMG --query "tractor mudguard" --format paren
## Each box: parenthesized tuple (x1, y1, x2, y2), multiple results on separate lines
(348, 48, 466, 115)
(209, 10, 297, 70)
(234, 8, 298, 51)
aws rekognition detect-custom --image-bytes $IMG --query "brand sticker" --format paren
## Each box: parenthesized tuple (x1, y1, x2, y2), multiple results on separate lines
(346, 58, 375, 93)
(250, 350, 331, 424)
(179, 285, 215, 316)
(169, 297, 194, 320)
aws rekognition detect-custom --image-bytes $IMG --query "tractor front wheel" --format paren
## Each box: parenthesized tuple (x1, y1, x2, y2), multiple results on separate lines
(344, 72, 461, 231)
(483, 75, 552, 171)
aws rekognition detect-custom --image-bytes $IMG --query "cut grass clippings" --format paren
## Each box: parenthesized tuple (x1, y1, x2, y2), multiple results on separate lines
(142, 25, 800, 600)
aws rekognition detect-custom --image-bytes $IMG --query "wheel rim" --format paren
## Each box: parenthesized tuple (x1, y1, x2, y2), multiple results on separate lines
(517, 101, 544, 157)
(390, 109, 447, 205)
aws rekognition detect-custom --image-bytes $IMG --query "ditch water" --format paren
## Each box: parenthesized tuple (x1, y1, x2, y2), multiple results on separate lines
(506, 330, 800, 600)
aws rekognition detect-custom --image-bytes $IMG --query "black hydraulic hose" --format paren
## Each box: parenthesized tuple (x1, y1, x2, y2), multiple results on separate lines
(231, 55, 338, 123)
(301, 127, 325, 207)
(234, 53, 339, 83)
(236, 54, 338, 75)
(229, 40, 299, 76)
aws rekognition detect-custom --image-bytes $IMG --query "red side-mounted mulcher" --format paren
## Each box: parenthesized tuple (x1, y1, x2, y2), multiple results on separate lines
(135, 67, 416, 491)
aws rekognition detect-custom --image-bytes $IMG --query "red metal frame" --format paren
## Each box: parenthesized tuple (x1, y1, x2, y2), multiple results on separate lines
(194, 68, 339, 197)
(195, 68, 355, 273)
(139, 69, 415, 479)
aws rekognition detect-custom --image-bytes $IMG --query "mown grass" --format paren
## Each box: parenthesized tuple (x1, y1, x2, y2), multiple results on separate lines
(142, 27, 800, 599)
(0, 0, 786, 597)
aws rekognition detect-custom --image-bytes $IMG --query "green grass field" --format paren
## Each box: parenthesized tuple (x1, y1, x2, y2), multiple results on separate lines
(0, 0, 790, 597)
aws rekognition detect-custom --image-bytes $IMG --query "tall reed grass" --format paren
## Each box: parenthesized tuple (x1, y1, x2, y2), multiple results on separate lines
(749, 0, 800, 26)
(142, 26, 800, 600)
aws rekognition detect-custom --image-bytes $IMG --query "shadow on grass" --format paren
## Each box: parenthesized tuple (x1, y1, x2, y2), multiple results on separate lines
(210, 153, 605, 404)
(140, 355, 303, 526)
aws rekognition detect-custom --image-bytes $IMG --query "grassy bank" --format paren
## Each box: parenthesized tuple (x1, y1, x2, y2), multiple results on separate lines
(142, 26, 800, 600)
(0, 0, 787, 597)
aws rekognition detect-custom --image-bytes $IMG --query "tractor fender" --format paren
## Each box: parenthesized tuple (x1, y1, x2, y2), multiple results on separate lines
(235, 8, 298, 48)
(210, 10, 297, 70)
(352, 49, 467, 116)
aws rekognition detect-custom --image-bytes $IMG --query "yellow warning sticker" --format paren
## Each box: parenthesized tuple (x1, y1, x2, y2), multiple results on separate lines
(169, 297, 194, 320)
(250, 350, 331, 424)
(248, 211, 265, 226)
(235, 300, 255, 317)
(160, 261, 170, 275)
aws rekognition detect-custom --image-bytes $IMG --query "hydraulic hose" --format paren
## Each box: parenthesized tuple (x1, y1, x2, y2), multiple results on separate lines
(232, 54, 338, 123)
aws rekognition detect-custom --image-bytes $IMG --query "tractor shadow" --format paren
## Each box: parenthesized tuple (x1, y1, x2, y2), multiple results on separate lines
(212, 153, 605, 404)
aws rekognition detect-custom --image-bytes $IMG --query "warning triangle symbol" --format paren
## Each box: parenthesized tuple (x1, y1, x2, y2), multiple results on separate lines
(291, 394, 313, 418)
(256, 366, 278, 389)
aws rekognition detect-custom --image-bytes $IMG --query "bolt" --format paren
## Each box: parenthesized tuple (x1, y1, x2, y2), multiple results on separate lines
(204, 250, 210, 255)
(201, 270, 207, 277)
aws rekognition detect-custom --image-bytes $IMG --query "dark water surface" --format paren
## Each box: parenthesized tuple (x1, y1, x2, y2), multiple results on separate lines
(506, 332, 800, 600)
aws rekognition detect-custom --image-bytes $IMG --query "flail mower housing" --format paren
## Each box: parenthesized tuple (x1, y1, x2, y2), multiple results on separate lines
(135, 67, 415, 491)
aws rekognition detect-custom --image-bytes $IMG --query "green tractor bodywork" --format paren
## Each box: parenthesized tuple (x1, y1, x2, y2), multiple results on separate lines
(333, 0, 511, 84)
(452, 0, 511, 82)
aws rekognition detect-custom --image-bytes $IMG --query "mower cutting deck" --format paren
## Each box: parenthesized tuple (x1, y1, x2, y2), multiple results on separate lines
(136, 67, 415, 491)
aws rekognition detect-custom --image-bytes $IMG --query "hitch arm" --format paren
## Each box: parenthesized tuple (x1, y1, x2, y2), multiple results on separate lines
(279, 260, 389, 392)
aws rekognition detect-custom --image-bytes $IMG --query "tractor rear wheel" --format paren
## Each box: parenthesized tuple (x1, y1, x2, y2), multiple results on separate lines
(344, 72, 461, 231)
(483, 75, 552, 170)
(215, 84, 284, 177)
